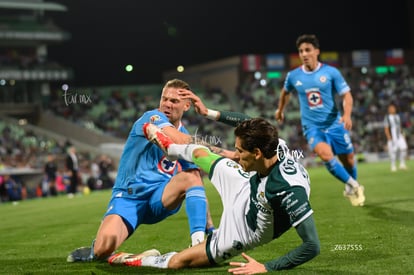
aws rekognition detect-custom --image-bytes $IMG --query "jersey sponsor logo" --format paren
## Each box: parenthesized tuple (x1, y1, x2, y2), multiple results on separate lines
(251, 197, 271, 214)
(238, 170, 250, 178)
(289, 202, 309, 222)
(281, 159, 297, 175)
(226, 160, 250, 178)
(225, 160, 241, 169)
(306, 89, 323, 109)
(150, 115, 161, 123)
(157, 156, 177, 175)
(295, 80, 303, 86)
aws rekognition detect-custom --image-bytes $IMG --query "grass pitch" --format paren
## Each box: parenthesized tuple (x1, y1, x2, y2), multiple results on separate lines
(1, 160, 413, 274)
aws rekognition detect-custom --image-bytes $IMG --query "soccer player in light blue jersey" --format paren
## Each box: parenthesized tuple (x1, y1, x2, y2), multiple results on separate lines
(108, 119, 320, 273)
(67, 79, 213, 262)
(275, 34, 365, 206)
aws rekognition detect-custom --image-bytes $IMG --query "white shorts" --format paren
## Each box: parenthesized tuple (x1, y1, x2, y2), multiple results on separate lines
(205, 158, 255, 264)
(388, 136, 408, 153)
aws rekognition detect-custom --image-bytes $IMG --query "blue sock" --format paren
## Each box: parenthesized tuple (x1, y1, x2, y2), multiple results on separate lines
(324, 158, 351, 184)
(185, 186, 207, 235)
(345, 165, 357, 180)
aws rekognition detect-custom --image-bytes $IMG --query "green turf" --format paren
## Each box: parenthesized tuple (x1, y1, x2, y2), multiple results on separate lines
(1, 160, 413, 274)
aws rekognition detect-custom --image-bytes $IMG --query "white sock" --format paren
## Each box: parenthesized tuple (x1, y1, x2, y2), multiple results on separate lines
(345, 184, 354, 194)
(191, 231, 205, 246)
(140, 252, 177, 268)
(389, 151, 397, 167)
(400, 150, 407, 165)
(346, 177, 359, 189)
(168, 144, 208, 162)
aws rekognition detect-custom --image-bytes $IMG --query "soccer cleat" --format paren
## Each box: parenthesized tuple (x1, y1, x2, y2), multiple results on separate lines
(391, 165, 397, 172)
(399, 163, 407, 170)
(108, 249, 161, 266)
(143, 123, 176, 160)
(354, 185, 365, 206)
(66, 246, 95, 262)
(343, 185, 365, 207)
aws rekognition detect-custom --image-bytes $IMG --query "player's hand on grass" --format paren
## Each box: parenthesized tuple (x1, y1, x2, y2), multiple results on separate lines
(228, 252, 267, 274)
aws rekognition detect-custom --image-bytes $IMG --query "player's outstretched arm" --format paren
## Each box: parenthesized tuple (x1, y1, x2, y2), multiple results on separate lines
(264, 215, 320, 271)
(178, 89, 251, 127)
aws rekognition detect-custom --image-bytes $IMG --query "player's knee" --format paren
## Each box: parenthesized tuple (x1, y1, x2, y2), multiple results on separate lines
(318, 152, 332, 162)
(94, 235, 118, 258)
(167, 254, 184, 269)
(314, 146, 333, 161)
(182, 170, 203, 187)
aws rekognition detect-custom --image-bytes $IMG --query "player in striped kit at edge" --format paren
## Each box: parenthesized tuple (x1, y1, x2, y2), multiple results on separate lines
(384, 102, 408, 172)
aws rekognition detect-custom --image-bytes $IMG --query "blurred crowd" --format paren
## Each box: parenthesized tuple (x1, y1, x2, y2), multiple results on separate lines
(1, 65, 413, 202)
(0, 121, 115, 203)
(237, 66, 414, 155)
(47, 65, 414, 154)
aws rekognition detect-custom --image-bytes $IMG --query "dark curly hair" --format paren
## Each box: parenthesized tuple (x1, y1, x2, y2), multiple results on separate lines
(234, 118, 279, 158)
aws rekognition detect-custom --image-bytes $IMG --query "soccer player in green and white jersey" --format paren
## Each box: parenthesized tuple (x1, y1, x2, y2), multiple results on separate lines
(109, 118, 320, 273)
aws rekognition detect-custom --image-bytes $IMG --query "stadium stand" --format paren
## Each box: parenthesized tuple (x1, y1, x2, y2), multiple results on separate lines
(0, 1, 116, 201)
(1, 2, 413, 202)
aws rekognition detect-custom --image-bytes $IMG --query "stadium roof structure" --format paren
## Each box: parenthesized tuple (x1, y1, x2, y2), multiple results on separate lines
(0, 0, 67, 12)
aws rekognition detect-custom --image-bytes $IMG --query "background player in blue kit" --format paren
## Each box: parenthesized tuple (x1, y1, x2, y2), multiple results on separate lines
(275, 34, 365, 206)
(67, 79, 212, 262)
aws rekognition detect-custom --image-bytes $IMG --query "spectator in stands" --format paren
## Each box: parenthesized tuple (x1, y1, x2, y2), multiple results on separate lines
(98, 154, 114, 189)
(44, 154, 58, 196)
(67, 79, 214, 263)
(384, 102, 408, 171)
(87, 158, 100, 191)
(0, 175, 8, 202)
(275, 34, 365, 206)
(3, 174, 22, 202)
(65, 146, 79, 197)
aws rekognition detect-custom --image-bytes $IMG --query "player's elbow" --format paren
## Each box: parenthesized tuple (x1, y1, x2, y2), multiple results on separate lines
(307, 239, 321, 259)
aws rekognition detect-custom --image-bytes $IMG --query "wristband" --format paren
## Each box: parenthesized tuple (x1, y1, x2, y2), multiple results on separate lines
(206, 109, 219, 120)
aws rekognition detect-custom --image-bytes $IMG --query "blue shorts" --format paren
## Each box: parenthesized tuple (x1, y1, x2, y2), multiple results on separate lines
(304, 122, 354, 155)
(103, 181, 181, 235)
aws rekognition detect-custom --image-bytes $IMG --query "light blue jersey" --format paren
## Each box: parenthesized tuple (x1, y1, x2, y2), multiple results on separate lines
(113, 109, 197, 198)
(284, 63, 350, 130)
